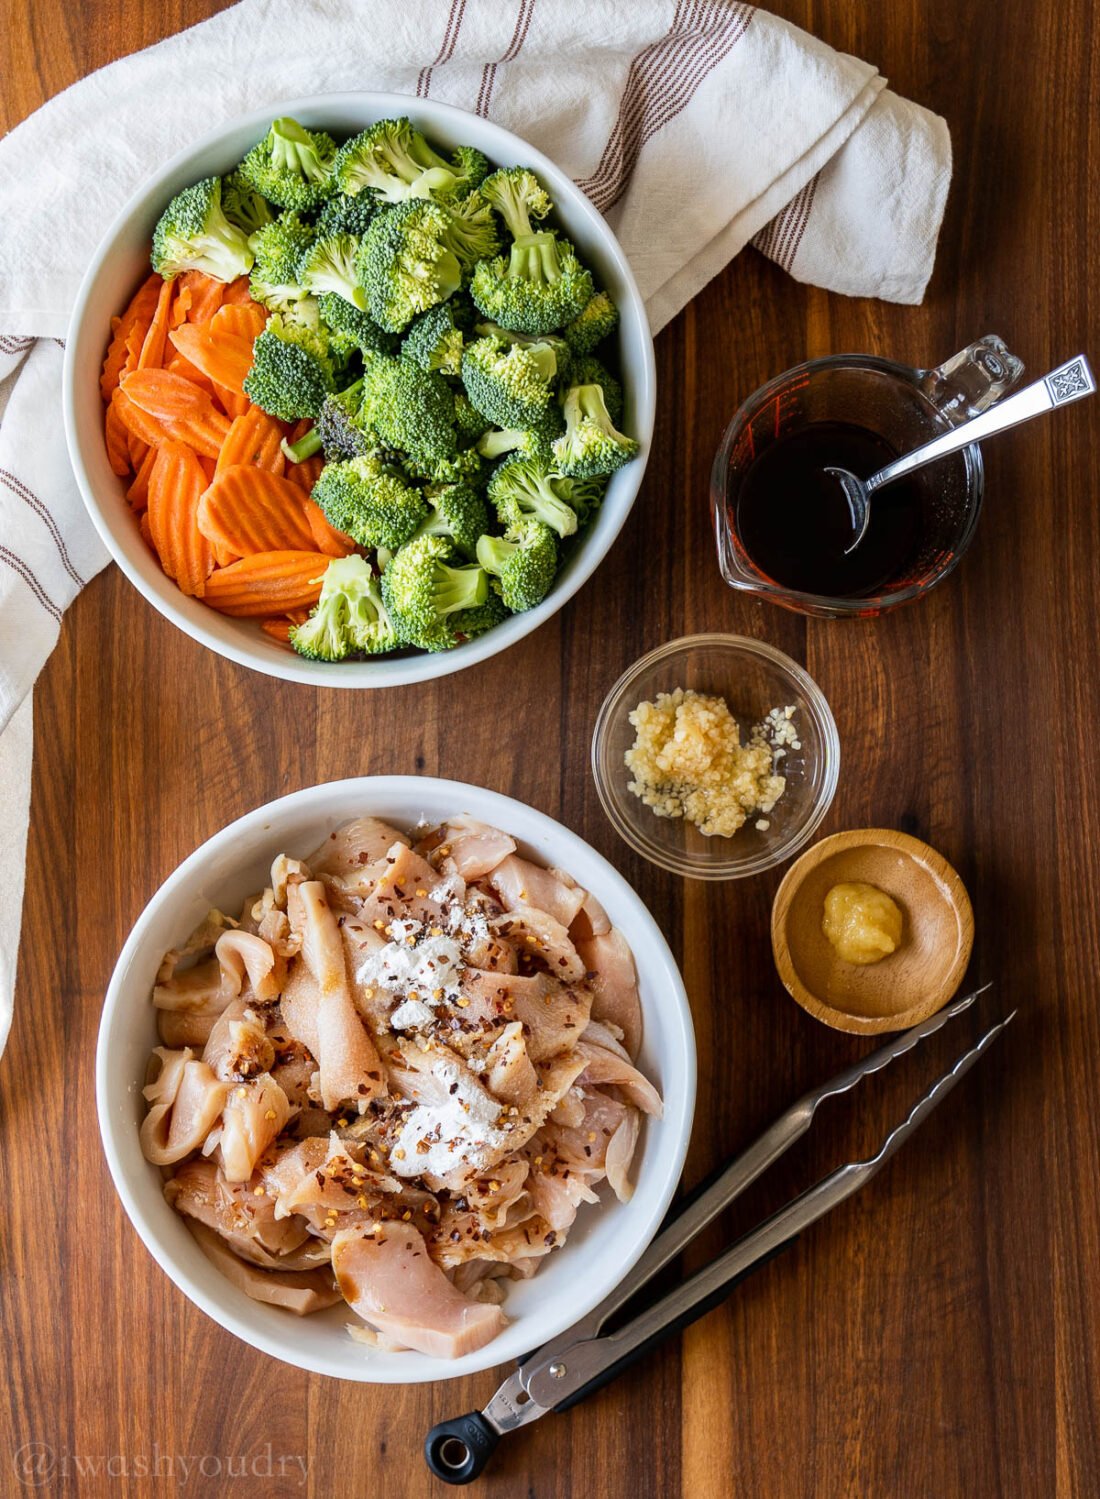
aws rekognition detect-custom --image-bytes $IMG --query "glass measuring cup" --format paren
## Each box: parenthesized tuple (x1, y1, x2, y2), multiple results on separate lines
(710, 336, 1024, 618)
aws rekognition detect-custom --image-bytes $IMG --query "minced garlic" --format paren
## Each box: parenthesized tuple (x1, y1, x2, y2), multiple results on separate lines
(624, 687, 792, 838)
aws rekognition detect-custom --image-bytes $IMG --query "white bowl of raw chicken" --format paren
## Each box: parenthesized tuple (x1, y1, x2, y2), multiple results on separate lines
(96, 777, 695, 1383)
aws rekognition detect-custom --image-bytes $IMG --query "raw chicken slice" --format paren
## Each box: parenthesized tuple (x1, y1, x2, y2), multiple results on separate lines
(157, 1003, 224, 1049)
(576, 928, 643, 1059)
(289, 880, 386, 1110)
(483, 1022, 538, 1105)
(219, 1073, 292, 1182)
(357, 843, 448, 927)
(491, 905, 585, 982)
(307, 817, 410, 893)
(462, 971, 592, 1062)
(153, 956, 231, 1013)
(568, 888, 612, 943)
(486, 856, 586, 929)
(429, 816, 516, 880)
(525, 1158, 601, 1233)
(270, 854, 312, 908)
(202, 998, 275, 1081)
(187, 1221, 342, 1315)
(604, 1110, 642, 1202)
(332, 1223, 507, 1358)
(165, 1157, 313, 1266)
(278, 960, 320, 1058)
(140, 1047, 228, 1165)
(576, 1039, 663, 1117)
(155, 910, 236, 983)
(214, 929, 281, 1002)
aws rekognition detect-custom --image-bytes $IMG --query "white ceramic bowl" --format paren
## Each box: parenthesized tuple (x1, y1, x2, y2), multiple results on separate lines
(95, 777, 696, 1383)
(64, 94, 656, 688)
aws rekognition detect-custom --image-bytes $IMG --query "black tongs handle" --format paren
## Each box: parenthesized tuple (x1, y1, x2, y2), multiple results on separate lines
(424, 1412, 500, 1485)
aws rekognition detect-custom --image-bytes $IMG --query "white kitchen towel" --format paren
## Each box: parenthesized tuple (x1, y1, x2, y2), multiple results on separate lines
(0, 0, 951, 1047)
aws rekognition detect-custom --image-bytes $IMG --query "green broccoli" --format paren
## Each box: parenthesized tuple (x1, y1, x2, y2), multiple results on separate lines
(461, 335, 557, 430)
(289, 555, 399, 660)
(552, 383, 640, 478)
(360, 352, 457, 466)
(243, 312, 336, 420)
(476, 519, 559, 612)
(220, 169, 274, 238)
(151, 176, 254, 282)
(357, 201, 463, 333)
(401, 445, 486, 489)
(334, 118, 486, 204)
(450, 588, 509, 640)
(298, 233, 368, 310)
(568, 355, 624, 425)
(381, 534, 490, 651)
(487, 457, 582, 539)
(469, 168, 592, 335)
(563, 291, 619, 356)
(247, 212, 315, 311)
(439, 191, 502, 274)
(475, 404, 565, 464)
(316, 292, 397, 356)
(312, 454, 428, 551)
(238, 117, 337, 212)
(454, 391, 490, 447)
(411, 483, 490, 560)
(315, 192, 378, 239)
(401, 302, 465, 376)
(281, 379, 377, 463)
(474, 320, 572, 382)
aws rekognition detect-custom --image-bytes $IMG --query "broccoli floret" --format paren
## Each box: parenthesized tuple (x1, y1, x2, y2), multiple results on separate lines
(470, 233, 594, 337)
(381, 534, 490, 651)
(568, 355, 624, 425)
(479, 168, 553, 239)
(312, 454, 428, 551)
(247, 212, 315, 311)
(151, 176, 254, 282)
(552, 383, 640, 478)
(438, 191, 502, 274)
(297, 232, 367, 310)
(316, 292, 397, 356)
(563, 291, 619, 355)
(402, 446, 486, 489)
(334, 118, 484, 204)
(450, 588, 509, 640)
(411, 483, 490, 559)
(357, 200, 463, 333)
(360, 352, 457, 465)
(220, 169, 274, 238)
(461, 335, 558, 430)
(454, 391, 490, 447)
(238, 117, 337, 212)
(476, 519, 559, 612)
(401, 302, 465, 376)
(475, 404, 565, 464)
(315, 192, 379, 239)
(487, 457, 581, 539)
(283, 379, 379, 463)
(243, 313, 336, 420)
(289, 555, 399, 660)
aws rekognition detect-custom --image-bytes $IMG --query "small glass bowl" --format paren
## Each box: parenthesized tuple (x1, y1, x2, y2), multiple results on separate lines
(591, 634, 840, 880)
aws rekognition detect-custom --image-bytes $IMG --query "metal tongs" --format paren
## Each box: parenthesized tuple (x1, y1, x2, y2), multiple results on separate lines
(424, 984, 1010, 1484)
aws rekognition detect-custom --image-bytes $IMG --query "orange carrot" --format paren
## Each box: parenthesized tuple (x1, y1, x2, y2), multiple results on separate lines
(168, 322, 255, 395)
(139, 512, 157, 553)
(303, 498, 356, 557)
(260, 618, 294, 643)
(179, 270, 226, 324)
(212, 380, 251, 419)
(147, 441, 215, 597)
(125, 424, 149, 473)
(104, 395, 133, 476)
(169, 283, 193, 327)
(100, 273, 162, 399)
(210, 303, 266, 343)
(216, 407, 286, 477)
(203, 551, 328, 616)
(120, 369, 231, 459)
(127, 445, 157, 510)
(286, 453, 325, 493)
(166, 352, 217, 397)
(197, 466, 316, 555)
(137, 276, 176, 370)
(112, 387, 166, 448)
(222, 276, 256, 306)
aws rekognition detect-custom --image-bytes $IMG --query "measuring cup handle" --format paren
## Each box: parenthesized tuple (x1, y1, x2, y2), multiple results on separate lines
(918, 335, 1025, 424)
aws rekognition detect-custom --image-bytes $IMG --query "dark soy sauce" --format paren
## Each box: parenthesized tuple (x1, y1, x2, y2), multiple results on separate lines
(735, 421, 924, 596)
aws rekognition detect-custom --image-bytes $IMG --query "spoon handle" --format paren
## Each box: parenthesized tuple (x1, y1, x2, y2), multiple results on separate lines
(867, 354, 1095, 494)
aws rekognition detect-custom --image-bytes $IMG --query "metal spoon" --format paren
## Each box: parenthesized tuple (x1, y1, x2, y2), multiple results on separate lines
(831, 354, 1095, 554)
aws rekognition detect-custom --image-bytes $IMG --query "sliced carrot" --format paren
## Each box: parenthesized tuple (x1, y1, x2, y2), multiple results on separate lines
(260, 617, 294, 643)
(197, 466, 315, 555)
(100, 274, 162, 399)
(169, 283, 193, 328)
(216, 407, 286, 477)
(286, 453, 324, 493)
(166, 352, 217, 398)
(179, 270, 226, 324)
(127, 444, 157, 511)
(222, 276, 256, 306)
(104, 395, 133, 477)
(147, 441, 215, 597)
(210, 303, 267, 343)
(204, 551, 328, 616)
(112, 388, 167, 448)
(212, 380, 251, 419)
(139, 512, 157, 553)
(303, 498, 356, 557)
(200, 456, 218, 483)
(169, 322, 254, 395)
(211, 539, 239, 568)
(120, 369, 231, 459)
(137, 276, 176, 370)
(126, 425, 149, 470)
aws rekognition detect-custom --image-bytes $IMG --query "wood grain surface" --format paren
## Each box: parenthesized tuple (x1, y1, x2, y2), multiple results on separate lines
(2, 2, 1097, 1495)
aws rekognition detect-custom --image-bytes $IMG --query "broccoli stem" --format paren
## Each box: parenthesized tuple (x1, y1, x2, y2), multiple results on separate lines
(510, 233, 561, 284)
(282, 427, 323, 463)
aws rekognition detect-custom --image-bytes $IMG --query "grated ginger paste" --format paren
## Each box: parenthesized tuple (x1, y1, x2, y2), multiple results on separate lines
(624, 688, 796, 838)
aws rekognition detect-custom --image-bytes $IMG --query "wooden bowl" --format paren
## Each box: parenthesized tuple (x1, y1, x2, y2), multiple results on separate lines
(771, 829, 974, 1034)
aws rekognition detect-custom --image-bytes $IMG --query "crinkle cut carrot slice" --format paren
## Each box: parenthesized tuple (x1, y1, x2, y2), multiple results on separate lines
(112, 387, 167, 448)
(286, 452, 324, 494)
(146, 440, 215, 597)
(136, 276, 176, 371)
(104, 395, 133, 476)
(100, 273, 162, 399)
(203, 551, 327, 616)
(210, 303, 267, 343)
(216, 407, 286, 477)
(302, 498, 356, 557)
(168, 322, 254, 396)
(179, 270, 225, 324)
(120, 369, 230, 459)
(127, 445, 157, 510)
(197, 466, 315, 555)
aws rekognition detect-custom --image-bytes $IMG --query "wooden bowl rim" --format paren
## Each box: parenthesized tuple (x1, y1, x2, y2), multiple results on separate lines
(770, 828, 975, 1035)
